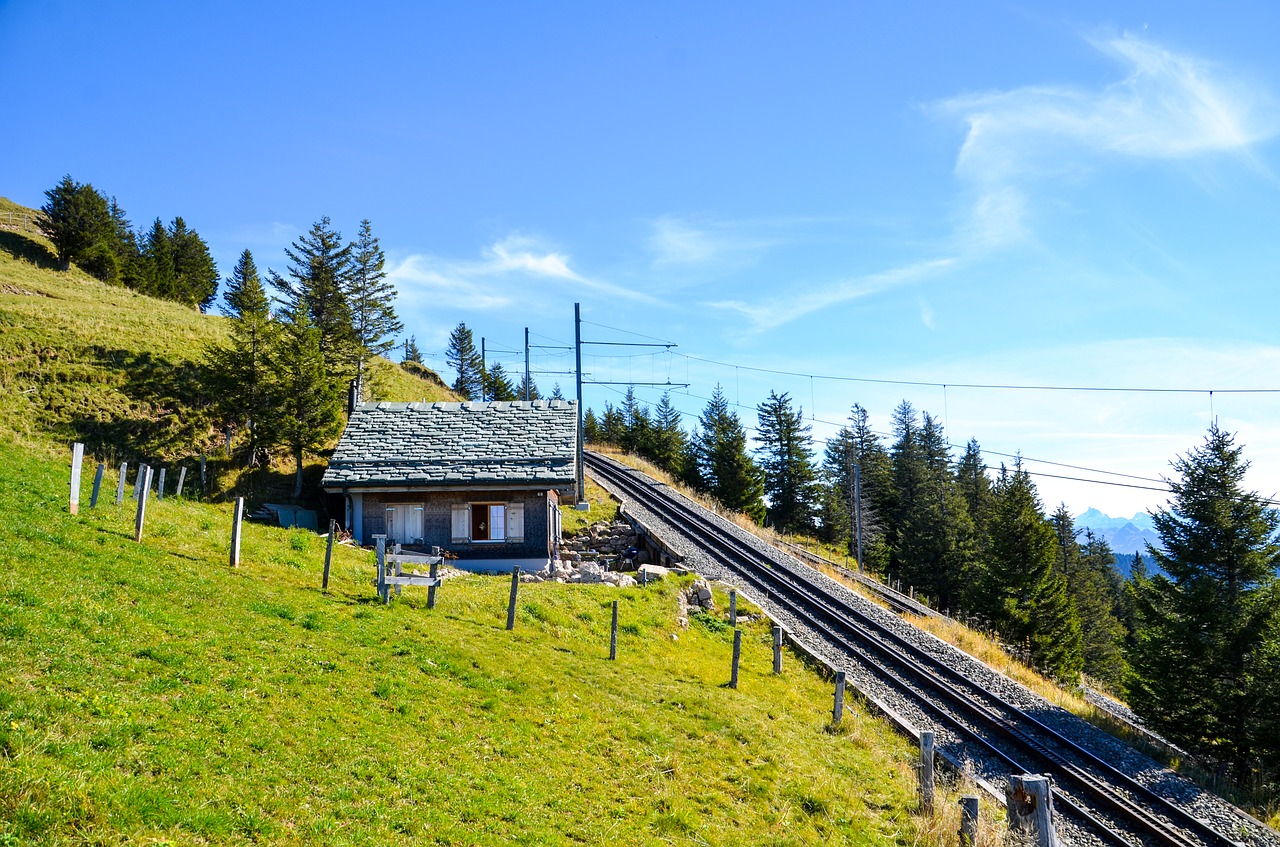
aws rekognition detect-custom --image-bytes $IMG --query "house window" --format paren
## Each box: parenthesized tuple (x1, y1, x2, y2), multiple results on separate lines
(384, 504, 424, 546)
(451, 501, 524, 543)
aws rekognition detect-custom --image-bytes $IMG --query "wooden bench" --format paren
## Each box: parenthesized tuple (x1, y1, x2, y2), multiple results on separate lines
(373, 535, 443, 605)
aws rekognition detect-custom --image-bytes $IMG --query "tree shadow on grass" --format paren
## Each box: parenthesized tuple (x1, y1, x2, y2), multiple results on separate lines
(0, 230, 58, 269)
(58, 347, 217, 465)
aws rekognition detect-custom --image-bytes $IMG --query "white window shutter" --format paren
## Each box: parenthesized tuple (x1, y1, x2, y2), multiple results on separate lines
(451, 505, 470, 542)
(506, 502, 524, 541)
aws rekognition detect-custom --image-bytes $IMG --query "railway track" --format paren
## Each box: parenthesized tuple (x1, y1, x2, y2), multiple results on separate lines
(585, 451, 1265, 847)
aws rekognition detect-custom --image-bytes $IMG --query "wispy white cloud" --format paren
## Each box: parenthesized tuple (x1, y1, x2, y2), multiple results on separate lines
(714, 33, 1276, 333)
(934, 33, 1276, 247)
(708, 257, 955, 331)
(647, 216, 777, 267)
(387, 233, 660, 312)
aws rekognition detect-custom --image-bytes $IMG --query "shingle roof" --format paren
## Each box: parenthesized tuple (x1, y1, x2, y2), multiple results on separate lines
(322, 400, 578, 489)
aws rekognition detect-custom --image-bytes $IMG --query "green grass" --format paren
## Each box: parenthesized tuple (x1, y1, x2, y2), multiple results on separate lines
(0, 439, 947, 845)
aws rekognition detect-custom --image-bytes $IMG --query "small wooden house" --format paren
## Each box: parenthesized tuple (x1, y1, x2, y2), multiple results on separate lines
(322, 400, 577, 573)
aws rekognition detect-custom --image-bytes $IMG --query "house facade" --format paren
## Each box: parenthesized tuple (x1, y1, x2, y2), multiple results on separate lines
(322, 400, 576, 573)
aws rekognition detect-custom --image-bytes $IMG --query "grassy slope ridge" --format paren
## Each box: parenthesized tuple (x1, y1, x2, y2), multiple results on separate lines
(0, 442, 964, 845)
(0, 197, 455, 479)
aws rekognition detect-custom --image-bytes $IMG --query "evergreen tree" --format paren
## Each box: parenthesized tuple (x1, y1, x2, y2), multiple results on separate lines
(550, 383, 566, 401)
(206, 248, 275, 467)
(139, 218, 176, 300)
(1128, 426, 1280, 776)
(267, 298, 344, 500)
(755, 391, 818, 534)
(445, 322, 484, 399)
(168, 216, 219, 310)
(274, 217, 355, 370)
(986, 463, 1083, 683)
(347, 219, 402, 401)
(690, 386, 765, 522)
(956, 439, 994, 555)
(647, 392, 687, 478)
(1051, 506, 1128, 689)
(39, 175, 114, 274)
(402, 335, 423, 364)
(222, 250, 266, 318)
(483, 362, 518, 401)
(582, 408, 601, 443)
(599, 402, 626, 445)
(619, 387, 652, 456)
(516, 372, 541, 401)
(887, 404, 975, 609)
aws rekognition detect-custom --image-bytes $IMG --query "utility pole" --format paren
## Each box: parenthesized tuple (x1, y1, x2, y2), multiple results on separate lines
(574, 303, 585, 505)
(524, 327, 531, 401)
(480, 337, 486, 401)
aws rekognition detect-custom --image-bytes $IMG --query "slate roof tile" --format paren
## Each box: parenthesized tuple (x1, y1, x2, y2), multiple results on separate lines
(322, 400, 577, 488)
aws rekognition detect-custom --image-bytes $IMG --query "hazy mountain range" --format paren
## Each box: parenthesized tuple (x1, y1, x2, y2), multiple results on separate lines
(1075, 508, 1163, 578)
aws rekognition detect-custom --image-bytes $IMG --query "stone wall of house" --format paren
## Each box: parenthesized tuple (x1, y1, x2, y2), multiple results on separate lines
(361, 490, 552, 560)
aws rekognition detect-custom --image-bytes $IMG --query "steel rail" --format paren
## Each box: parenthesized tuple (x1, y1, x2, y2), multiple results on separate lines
(586, 452, 1243, 847)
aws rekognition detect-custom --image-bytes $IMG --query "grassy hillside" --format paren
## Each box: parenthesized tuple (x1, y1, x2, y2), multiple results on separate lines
(0, 442, 999, 845)
(0, 197, 456, 502)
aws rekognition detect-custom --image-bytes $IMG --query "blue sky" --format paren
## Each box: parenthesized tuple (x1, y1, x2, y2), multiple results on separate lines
(4, 1, 1280, 519)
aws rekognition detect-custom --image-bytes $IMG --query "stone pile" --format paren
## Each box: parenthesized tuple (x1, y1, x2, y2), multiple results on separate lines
(558, 519, 650, 569)
(676, 577, 716, 628)
(520, 557, 638, 587)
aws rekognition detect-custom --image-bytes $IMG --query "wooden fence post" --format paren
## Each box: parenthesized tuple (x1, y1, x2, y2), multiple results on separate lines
(116, 462, 127, 506)
(176, 466, 187, 498)
(322, 519, 335, 590)
(729, 589, 737, 626)
(428, 560, 439, 609)
(156, 467, 166, 500)
(200, 451, 206, 495)
(1005, 775, 1056, 847)
(609, 599, 618, 660)
(959, 795, 980, 847)
(506, 566, 520, 630)
(772, 625, 783, 674)
(133, 463, 148, 499)
(832, 670, 846, 726)
(134, 467, 152, 542)
(730, 629, 742, 689)
(229, 497, 245, 568)
(375, 536, 388, 603)
(90, 462, 104, 509)
(919, 729, 935, 813)
(69, 442, 84, 514)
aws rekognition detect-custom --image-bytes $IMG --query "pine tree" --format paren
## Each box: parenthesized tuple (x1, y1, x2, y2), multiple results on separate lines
(402, 335, 423, 364)
(690, 386, 765, 522)
(1051, 506, 1127, 689)
(267, 298, 344, 500)
(550, 383, 566, 401)
(582, 408, 601, 443)
(756, 391, 818, 534)
(483, 362, 518, 401)
(599, 402, 626, 445)
(445, 322, 484, 400)
(1128, 426, 1280, 775)
(169, 216, 219, 311)
(986, 463, 1083, 683)
(274, 217, 355, 371)
(39, 175, 114, 274)
(619, 387, 652, 456)
(347, 219, 403, 401)
(647, 392, 687, 478)
(886, 404, 975, 609)
(516, 372, 541, 401)
(206, 248, 275, 466)
(139, 219, 176, 300)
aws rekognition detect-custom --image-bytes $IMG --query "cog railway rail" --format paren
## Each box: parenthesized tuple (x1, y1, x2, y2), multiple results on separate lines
(584, 450, 1261, 847)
